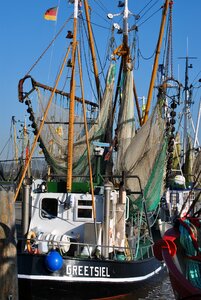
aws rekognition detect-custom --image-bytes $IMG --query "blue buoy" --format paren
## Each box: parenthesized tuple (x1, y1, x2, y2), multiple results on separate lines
(45, 250, 63, 272)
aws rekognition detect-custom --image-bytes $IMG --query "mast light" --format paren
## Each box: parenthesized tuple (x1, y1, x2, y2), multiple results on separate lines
(107, 13, 121, 20)
(113, 23, 121, 30)
(107, 13, 113, 19)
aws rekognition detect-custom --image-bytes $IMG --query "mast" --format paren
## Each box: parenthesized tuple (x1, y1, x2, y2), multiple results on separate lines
(12, 116, 18, 163)
(179, 55, 197, 164)
(194, 98, 201, 148)
(66, 0, 78, 192)
(83, 0, 102, 104)
(122, 0, 129, 67)
(110, 0, 129, 123)
(109, 0, 144, 128)
(142, 0, 170, 125)
(122, 0, 142, 125)
(108, 0, 130, 64)
(183, 56, 190, 164)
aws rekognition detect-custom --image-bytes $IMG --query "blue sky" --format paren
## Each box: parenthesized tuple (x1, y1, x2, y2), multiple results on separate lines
(1, 0, 201, 158)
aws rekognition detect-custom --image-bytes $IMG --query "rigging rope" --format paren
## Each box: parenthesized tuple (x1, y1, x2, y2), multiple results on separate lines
(179, 170, 201, 217)
(137, 0, 160, 17)
(79, 15, 98, 102)
(138, 48, 156, 61)
(137, 0, 161, 25)
(93, 0, 109, 14)
(135, 3, 163, 65)
(164, 1, 173, 79)
(25, 15, 73, 75)
(46, 0, 61, 88)
(137, 7, 162, 28)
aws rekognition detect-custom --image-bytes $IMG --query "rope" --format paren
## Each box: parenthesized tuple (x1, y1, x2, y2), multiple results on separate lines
(137, 7, 162, 28)
(25, 16, 73, 75)
(179, 170, 201, 217)
(134, 205, 144, 260)
(79, 16, 98, 102)
(138, 0, 161, 27)
(93, 0, 109, 14)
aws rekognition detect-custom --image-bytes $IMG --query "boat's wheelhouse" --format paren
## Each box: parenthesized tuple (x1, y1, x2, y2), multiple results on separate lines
(26, 179, 104, 255)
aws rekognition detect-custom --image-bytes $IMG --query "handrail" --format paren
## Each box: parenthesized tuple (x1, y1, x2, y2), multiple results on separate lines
(19, 236, 154, 261)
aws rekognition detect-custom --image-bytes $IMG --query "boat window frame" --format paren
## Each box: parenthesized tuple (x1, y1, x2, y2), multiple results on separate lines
(40, 197, 58, 219)
(74, 197, 93, 221)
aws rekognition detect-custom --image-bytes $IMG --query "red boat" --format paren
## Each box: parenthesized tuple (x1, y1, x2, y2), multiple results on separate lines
(154, 217, 201, 300)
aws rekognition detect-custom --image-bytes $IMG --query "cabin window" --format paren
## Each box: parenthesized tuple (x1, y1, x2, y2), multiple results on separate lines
(78, 208, 92, 218)
(75, 198, 93, 221)
(41, 198, 58, 219)
(78, 200, 92, 206)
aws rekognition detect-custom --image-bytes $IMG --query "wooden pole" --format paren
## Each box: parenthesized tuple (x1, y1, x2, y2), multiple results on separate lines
(12, 118, 18, 163)
(0, 190, 18, 299)
(66, 0, 78, 192)
(142, 0, 170, 125)
(83, 0, 102, 103)
(33, 80, 98, 108)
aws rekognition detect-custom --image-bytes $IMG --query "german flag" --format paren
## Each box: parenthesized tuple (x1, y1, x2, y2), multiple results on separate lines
(44, 7, 58, 21)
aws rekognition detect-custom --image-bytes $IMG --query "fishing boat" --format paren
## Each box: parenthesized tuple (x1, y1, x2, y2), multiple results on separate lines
(15, 0, 177, 299)
(154, 148, 201, 299)
(0, 116, 27, 183)
(0, 116, 47, 184)
(152, 6, 201, 298)
(154, 213, 201, 300)
(156, 13, 201, 237)
(155, 36, 201, 234)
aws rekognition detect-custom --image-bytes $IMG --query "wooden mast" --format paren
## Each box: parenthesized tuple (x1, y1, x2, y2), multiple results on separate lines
(66, 0, 78, 192)
(142, 0, 170, 125)
(83, 0, 102, 104)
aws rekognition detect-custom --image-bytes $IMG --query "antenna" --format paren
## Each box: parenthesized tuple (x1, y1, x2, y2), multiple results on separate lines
(186, 36, 188, 57)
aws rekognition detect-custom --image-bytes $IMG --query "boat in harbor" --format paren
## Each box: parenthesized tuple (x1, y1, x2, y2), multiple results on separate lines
(154, 213, 201, 300)
(154, 116, 201, 300)
(0, 116, 28, 183)
(14, 0, 181, 299)
(157, 56, 201, 236)
(0, 116, 47, 184)
(153, 5, 201, 299)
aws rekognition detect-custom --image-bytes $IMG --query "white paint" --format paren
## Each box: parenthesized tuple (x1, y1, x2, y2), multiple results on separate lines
(18, 265, 164, 283)
(74, 0, 78, 19)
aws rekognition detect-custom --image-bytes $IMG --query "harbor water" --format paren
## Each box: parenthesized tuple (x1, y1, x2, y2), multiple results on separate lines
(110, 269, 175, 300)
(16, 270, 174, 300)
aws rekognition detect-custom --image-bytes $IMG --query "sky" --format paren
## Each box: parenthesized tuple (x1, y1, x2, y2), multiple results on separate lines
(0, 0, 201, 159)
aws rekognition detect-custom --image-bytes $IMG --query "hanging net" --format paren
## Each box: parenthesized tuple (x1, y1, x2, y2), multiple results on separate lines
(36, 63, 116, 178)
(115, 83, 167, 211)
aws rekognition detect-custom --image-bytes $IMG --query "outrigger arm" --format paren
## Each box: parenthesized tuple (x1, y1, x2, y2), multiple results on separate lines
(14, 45, 72, 202)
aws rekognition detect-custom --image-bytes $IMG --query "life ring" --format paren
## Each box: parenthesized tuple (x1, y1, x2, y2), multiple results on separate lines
(27, 231, 38, 254)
